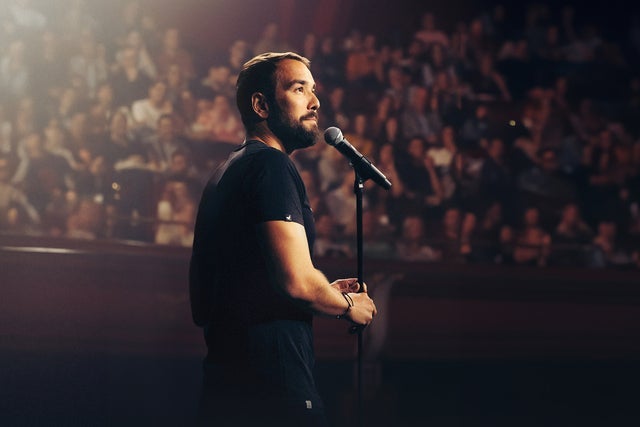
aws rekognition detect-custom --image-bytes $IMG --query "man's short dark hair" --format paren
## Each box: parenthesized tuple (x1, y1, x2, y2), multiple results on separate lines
(236, 52, 311, 131)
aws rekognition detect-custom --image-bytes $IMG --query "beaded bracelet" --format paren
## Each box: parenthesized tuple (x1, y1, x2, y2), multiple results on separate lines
(336, 292, 353, 319)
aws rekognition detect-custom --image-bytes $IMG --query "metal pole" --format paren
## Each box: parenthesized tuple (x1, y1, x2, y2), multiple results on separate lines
(353, 172, 364, 427)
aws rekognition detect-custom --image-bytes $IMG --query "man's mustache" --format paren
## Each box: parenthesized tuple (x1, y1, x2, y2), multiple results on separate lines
(301, 112, 318, 120)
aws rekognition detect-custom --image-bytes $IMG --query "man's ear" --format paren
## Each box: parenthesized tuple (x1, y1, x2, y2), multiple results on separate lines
(251, 92, 269, 119)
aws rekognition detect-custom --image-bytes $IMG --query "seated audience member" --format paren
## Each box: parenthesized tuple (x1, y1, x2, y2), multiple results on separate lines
(468, 53, 512, 103)
(344, 32, 381, 88)
(11, 97, 39, 147)
(427, 125, 459, 202)
(0, 154, 40, 230)
(188, 96, 243, 143)
(103, 115, 157, 242)
(478, 136, 514, 216)
(316, 140, 351, 192)
(554, 202, 594, 244)
(422, 43, 456, 89)
(361, 209, 395, 258)
(413, 12, 450, 49)
(155, 179, 196, 247)
(460, 103, 491, 145)
(451, 144, 485, 216)
(313, 213, 352, 258)
(144, 113, 190, 172)
(110, 46, 153, 109)
(582, 128, 632, 225)
(466, 201, 505, 263)
(370, 143, 405, 230)
(42, 119, 80, 171)
(370, 95, 396, 140)
(320, 85, 350, 131)
(100, 111, 149, 168)
(395, 136, 444, 218)
(401, 85, 437, 141)
(163, 148, 202, 196)
(68, 36, 109, 99)
(253, 22, 289, 55)
(65, 112, 94, 156)
(12, 132, 71, 215)
(0, 40, 31, 102)
(110, 149, 156, 242)
(590, 220, 632, 268)
(396, 214, 441, 262)
(551, 202, 594, 266)
(313, 36, 345, 88)
(430, 206, 473, 263)
(154, 27, 195, 81)
(0, 103, 12, 154)
(131, 81, 173, 136)
(517, 147, 577, 225)
(162, 64, 190, 108)
(114, 29, 158, 80)
(52, 87, 87, 127)
(301, 32, 318, 62)
(325, 173, 369, 238)
(225, 39, 251, 78)
(385, 66, 411, 114)
(343, 113, 375, 158)
(87, 83, 117, 134)
(66, 197, 105, 240)
(512, 207, 552, 267)
(496, 38, 534, 101)
(192, 65, 235, 100)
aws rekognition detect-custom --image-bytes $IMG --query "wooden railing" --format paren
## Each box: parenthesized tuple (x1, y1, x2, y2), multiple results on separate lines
(2, 233, 640, 361)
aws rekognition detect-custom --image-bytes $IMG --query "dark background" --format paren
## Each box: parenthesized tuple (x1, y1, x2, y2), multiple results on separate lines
(2, 235, 639, 426)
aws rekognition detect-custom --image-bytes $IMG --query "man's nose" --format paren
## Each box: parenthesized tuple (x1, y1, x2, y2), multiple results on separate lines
(309, 92, 320, 111)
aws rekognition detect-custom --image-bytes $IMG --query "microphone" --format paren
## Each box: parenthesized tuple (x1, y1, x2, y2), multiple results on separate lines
(324, 127, 392, 190)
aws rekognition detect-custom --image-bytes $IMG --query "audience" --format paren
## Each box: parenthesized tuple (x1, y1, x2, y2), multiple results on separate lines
(0, 0, 637, 271)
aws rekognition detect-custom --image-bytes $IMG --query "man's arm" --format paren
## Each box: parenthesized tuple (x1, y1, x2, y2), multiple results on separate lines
(258, 220, 376, 325)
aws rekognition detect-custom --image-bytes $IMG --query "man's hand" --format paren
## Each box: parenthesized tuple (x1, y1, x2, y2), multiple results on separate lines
(330, 278, 360, 293)
(331, 278, 376, 326)
(348, 291, 377, 325)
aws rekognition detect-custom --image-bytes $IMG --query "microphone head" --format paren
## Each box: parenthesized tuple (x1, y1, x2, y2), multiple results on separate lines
(324, 127, 342, 146)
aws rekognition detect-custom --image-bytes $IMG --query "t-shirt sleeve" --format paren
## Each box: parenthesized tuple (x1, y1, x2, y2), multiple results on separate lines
(246, 150, 304, 225)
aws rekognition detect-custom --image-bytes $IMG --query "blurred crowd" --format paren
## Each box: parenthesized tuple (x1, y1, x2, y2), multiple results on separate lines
(1, 0, 639, 269)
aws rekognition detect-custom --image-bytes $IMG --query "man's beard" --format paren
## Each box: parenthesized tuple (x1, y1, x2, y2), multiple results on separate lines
(268, 103, 319, 153)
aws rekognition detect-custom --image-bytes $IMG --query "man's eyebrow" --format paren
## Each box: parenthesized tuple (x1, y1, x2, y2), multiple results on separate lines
(284, 79, 315, 89)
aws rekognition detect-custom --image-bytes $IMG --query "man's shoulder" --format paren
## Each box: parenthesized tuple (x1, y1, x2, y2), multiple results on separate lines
(217, 142, 290, 182)
(243, 141, 292, 166)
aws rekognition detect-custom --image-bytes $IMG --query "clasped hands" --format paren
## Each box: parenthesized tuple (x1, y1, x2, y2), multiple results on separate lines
(331, 278, 377, 326)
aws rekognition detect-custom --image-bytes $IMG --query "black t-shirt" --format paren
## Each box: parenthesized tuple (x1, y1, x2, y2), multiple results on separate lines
(190, 140, 320, 399)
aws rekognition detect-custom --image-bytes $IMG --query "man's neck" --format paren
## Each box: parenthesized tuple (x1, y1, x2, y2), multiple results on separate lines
(245, 126, 286, 154)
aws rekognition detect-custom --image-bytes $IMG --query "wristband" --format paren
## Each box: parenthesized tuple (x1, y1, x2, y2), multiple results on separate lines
(336, 292, 353, 319)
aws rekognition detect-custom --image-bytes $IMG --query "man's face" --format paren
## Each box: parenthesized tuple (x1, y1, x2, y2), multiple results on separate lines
(267, 59, 320, 153)
(149, 83, 166, 104)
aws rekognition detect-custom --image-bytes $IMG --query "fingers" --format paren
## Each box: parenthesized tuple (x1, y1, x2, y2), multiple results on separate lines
(346, 278, 360, 293)
(333, 278, 360, 293)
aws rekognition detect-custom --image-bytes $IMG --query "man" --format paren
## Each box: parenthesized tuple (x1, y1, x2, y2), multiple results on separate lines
(131, 81, 173, 134)
(189, 52, 377, 427)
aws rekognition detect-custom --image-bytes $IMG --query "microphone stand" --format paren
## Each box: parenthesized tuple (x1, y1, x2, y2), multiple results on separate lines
(353, 171, 365, 427)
